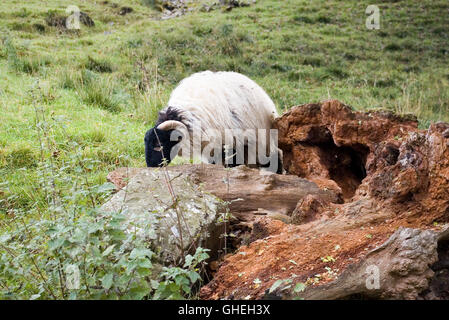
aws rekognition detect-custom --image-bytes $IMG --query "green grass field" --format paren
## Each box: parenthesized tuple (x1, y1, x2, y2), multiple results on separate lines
(0, 0, 447, 227)
(2, 0, 449, 213)
(0, 0, 448, 299)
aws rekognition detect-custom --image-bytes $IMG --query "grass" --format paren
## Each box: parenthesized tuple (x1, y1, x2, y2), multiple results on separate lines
(0, 0, 448, 213)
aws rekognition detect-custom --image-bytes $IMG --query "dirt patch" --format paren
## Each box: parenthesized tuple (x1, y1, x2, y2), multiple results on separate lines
(119, 7, 133, 16)
(45, 11, 95, 30)
(45, 12, 67, 29)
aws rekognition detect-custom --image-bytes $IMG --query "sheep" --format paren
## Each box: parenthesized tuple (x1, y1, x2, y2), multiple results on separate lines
(144, 71, 283, 173)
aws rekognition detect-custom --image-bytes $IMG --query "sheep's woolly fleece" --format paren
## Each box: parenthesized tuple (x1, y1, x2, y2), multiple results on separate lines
(162, 71, 279, 158)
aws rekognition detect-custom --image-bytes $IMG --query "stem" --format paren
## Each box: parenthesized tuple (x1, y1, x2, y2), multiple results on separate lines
(0, 243, 39, 280)
(30, 256, 57, 299)
(0, 279, 10, 292)
(16, 217, 58, 299)
(82, 252, 91, 295)
(153, 130, 186, 259)
(57, 258, 66, 299)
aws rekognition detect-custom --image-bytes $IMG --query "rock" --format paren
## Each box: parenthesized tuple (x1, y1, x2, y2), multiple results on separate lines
(101, 167, 225, 264)
(202, 0, 255, 13)
(199, 100, 449, 300)
(159, 0, 185, 11)
(248, 217, 285, 243)
(106, 164, 339, 254)
(291, 194, 328, 225)
(45, 11, 94, 29)
(105, 100, 449, 300)
(292, 227, 448, 300)
(275, 100, 418, 200)
(79, 12, 95, 27)
(156, 0, 188, 19)
(221, 0, 251, 11)
(422, 234, 449, 299)
(45, 12, 67, 29)
(107, 164, 338, 220)
(107, 167, 142, 190)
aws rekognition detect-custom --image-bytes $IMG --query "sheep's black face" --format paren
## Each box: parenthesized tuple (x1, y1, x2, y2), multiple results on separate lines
(144, 128, 180, 167)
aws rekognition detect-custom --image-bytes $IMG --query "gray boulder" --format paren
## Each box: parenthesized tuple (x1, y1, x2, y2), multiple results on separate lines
(101, 168, 225, 264)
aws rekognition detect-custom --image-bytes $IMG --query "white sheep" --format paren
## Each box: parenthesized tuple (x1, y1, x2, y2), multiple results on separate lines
(144, 71, 282, 173)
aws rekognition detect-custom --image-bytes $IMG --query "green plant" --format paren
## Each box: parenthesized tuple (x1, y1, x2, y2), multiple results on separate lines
(321, 255, 336, 263)
(152, 247, 210, 300)
(0, 88, 208, 299)
(1, 0, 449, 300)
(5, 38, 50, 74)
(79, 76, 123, 112)
(0, 205, 209, 299)
(268, 277, 306, 296)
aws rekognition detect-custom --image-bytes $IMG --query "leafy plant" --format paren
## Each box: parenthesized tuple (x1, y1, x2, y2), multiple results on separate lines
(268, 277, 306, 296)
(0, 87, 208, 299)
(152, 248, 210, 300)
(320, 256, 336, 263)
(4, 38, 50, 74)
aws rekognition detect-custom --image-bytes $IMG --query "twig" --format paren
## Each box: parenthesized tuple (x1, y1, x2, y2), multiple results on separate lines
(119, 166, 130, 214)
(82, 252, 91, 295)
(29, 256, 57, 299)
(153, 130, 186, 259)
(16, 217, 58, 299)
(0, 279, 10, 292)
(57, 261, 66, 299)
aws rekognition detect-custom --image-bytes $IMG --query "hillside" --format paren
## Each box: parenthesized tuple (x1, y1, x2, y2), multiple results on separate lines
(1, 0, 449, 208)
(0, 0, 448, 300)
